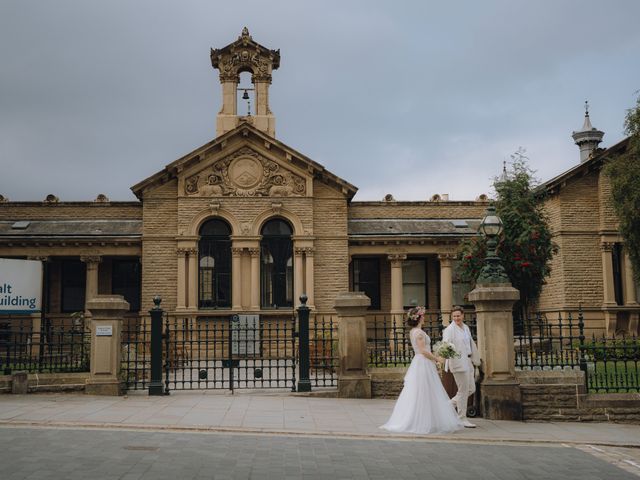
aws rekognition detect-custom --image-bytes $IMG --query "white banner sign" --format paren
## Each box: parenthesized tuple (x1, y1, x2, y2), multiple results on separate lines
(0, 258, 43, 314)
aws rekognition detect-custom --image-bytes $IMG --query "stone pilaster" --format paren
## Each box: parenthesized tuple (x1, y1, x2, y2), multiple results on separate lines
(176, 248, 188, 310)
(249, 248, 261, 311)
(186, 247, 198, 310)
(294, 247, 305, 309)
(231, 247, 243, 310)
(303, 247, 315, 308)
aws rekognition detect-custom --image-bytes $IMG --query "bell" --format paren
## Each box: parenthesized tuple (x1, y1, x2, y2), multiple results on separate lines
(242, 90, 250, 100)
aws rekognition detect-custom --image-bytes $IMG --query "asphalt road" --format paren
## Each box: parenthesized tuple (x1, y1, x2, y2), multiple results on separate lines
(0, 426, 637, 480)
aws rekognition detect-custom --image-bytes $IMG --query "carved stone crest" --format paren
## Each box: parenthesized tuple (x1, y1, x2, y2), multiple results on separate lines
(184, 148, 306, 198)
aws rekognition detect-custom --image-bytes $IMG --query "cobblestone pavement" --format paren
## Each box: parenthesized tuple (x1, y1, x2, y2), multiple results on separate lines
(0, 426, 638, 480)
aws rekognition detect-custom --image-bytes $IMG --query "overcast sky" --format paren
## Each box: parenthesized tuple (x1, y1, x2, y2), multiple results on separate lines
(1, 1, 639, 202)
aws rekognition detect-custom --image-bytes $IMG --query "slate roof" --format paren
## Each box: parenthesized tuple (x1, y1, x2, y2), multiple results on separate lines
(0, 220, 142, 239)
(348, 218, 481, 237)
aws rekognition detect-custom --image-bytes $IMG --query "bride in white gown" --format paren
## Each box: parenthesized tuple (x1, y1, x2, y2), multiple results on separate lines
(381, 307, 464, 434)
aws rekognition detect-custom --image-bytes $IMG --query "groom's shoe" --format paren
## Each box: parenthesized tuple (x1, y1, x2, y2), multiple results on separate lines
(461, 418, 476, 428)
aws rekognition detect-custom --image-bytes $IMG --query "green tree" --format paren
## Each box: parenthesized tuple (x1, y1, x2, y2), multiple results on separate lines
(458, 149, 557, 318)
(604, 95, 640, 283)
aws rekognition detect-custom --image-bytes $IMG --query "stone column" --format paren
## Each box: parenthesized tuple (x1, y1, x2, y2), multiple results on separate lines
(623, 249, 638, 305)
(601, 242, 617, 334)
(388, 254, 406, 340)
(81, 256, 101, 313)
(294, 247, 304, 309)
(304, 248, 315, 309)
(187, 247, 198, 310)
(469, 283, 521, 420)
(438, 253, 454, 324)
(249, 248, 261, 311)
(85, 295, 129, 395)
(334, 292, 371, 398)
(176, 248, 188, 310)
(601, 242, 616, 305)
(232, 247, 243, 310)
(623, 249, 639, 334)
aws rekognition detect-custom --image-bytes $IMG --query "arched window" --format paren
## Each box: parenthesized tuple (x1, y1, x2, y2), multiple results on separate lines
(261, 219, 293, 308)
(199, 219, 231, 308)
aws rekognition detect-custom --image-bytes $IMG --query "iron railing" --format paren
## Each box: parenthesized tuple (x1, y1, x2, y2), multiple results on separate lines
(0, 315, 90, 374)
(582, 333, 639, 393)
(121, 316, 151, 391)
(515, 309, 639, 393)
(309, 315, 337, 387)
(367, 312, 477, 367)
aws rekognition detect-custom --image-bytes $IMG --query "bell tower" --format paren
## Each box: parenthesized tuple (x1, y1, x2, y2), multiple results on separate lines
(211, 28, 280, 138)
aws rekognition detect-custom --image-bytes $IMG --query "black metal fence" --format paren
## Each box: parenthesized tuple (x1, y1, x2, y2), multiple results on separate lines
(0, 315, 90, 375)
(121, 316, 151, 391)
(309, 315, 337, 387)
(515, 310, 639, 393)
(367, 312, 477, 367)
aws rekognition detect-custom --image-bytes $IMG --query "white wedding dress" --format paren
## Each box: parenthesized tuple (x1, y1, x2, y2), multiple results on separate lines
(381, 328, 464, 434)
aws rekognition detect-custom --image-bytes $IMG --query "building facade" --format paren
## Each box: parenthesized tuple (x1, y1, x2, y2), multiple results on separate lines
(0, 29, 638, 335)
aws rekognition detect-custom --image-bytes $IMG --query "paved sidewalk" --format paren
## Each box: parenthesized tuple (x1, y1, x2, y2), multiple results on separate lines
(0, 391, 639, 447)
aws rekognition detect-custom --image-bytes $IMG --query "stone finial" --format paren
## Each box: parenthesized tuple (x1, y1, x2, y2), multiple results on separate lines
(383, 193, 395, 202)
(476, 194, 489, 201)
(44, 194, 59, 203)
(94, 193, 110, 203)
(430, 194, 441, 202)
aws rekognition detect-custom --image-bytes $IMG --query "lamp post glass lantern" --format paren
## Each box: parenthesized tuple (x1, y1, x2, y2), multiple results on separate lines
(476, 205, 510, 285)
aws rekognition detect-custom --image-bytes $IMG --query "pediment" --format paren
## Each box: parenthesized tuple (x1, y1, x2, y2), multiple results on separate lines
(131, 122, 357, 200)
(182, 145, 308, 198)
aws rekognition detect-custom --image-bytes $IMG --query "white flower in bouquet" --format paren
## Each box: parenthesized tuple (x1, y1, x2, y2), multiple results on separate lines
(433, 340, 461, 359)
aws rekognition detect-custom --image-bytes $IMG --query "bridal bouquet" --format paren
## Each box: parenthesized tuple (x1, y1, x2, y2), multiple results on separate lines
(433, 340, 461, 359)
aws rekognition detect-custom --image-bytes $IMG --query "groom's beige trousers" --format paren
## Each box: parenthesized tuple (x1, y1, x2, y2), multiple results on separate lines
(451, 366, 475, 419)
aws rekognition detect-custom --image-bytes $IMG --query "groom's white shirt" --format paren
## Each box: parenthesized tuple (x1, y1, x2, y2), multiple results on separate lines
(442, 322, 478, 373)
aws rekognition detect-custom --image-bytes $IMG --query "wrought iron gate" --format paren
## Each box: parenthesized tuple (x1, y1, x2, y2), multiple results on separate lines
(122, 296, 337, 393)
(163, 314, 297, 392)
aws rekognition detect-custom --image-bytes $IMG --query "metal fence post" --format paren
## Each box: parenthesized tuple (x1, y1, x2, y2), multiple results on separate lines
(577, 305, 588, 391)
(149, 296, 164, 396)
(297, 294, 312, 392)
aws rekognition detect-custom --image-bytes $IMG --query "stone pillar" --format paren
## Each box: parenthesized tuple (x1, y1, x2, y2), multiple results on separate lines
(388, 254, 406, 342)
(438, 253, 454, 324)
(304, 248, 315, 309)
(469, 283, 521, 420)
(601, 242, 616, 305)
(176, 248, 188, 310)
(623, 249, 639, 334)
(187, 247, 198, 310)
(334, 292, 371, 398)
(294, 247, 304, 310)
(81, 255, 101, 312)
(249, 248, 261, 311)
(85, 295, 129, 395)
(623, 250, 638, 305)
(232, 247, 243, 310)
(601, 242, 617, 335)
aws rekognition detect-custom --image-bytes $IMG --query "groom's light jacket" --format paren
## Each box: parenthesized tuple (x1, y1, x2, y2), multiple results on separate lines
(442, 322, 479, 373)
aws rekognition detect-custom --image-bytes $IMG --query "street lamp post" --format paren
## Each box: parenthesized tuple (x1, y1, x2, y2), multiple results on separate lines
(476, 205, 510, 285)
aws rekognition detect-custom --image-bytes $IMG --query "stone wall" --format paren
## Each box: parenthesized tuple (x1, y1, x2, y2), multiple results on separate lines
(517, 370, 640, 424)
(371, 368, 640, 424)
(370, 368, 405, 399)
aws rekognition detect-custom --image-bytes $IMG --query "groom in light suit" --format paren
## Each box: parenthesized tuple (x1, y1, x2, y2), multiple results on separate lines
(443, 306, 479, 428)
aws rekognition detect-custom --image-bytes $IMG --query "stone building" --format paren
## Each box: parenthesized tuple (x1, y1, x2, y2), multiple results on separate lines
(0, 29, 637, 335)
